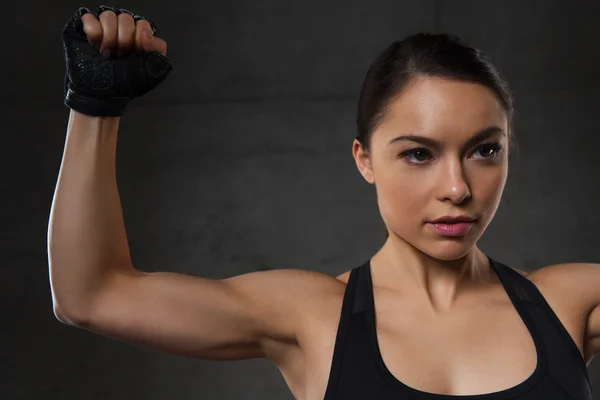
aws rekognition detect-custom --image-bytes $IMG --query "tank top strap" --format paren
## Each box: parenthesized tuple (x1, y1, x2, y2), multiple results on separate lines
(351, 260, 369, 315)
(488, 255, 547, 304)
(323, 260, 370, 400)
(487, 255, 535, 304)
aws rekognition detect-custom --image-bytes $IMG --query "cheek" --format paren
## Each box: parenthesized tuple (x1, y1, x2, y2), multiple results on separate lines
(375, 163, 507, 228)
(471, 165, 507, 203)
(375, 172, 430, 223)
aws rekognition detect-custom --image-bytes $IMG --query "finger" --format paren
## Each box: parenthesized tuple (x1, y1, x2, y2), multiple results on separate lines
(134, 19, 153, 53)
(143, 34, 168, 57)
(133, 14, 158, 35)
(135, 19, 168, 57)
(116, 12, 136, 57)
(98, 9, 118, 59)
(81, 13, 102, 51)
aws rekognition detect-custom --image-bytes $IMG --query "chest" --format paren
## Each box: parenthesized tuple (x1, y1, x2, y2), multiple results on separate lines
(367, 296, 539, 395)
(280, 278, 586, 400)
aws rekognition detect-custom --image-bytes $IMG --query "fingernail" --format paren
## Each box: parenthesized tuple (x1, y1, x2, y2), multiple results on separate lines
(101, 48, 111, 59)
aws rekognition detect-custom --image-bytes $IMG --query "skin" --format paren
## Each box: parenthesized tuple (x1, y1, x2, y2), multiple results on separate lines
(352, 76, 510, 311)
(52, 9, 600, 399)
(80, 10, 167, 59)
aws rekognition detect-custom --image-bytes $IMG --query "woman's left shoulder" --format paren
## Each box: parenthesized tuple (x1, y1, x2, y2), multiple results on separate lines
(504, 262, 600, 322)
(528, 261, 600, 295)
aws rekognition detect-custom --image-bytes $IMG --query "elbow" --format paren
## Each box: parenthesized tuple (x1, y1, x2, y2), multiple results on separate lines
(53, 303, 89, 326)
(51, 269, 141, 327)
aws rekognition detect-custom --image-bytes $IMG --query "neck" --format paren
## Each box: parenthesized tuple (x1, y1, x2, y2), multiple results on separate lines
(371, 237, 497, 312)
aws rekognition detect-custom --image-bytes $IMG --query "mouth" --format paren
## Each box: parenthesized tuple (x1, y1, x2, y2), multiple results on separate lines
(427, 220, 476, 236)
(429, 216, 477, 224)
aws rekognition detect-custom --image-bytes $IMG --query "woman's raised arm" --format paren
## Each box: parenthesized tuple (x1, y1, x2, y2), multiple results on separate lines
(48, 108, 340, 361)
(48, 7, 343, 362)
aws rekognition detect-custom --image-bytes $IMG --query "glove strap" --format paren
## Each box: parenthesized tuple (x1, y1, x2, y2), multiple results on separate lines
(64, 89, 130, 117)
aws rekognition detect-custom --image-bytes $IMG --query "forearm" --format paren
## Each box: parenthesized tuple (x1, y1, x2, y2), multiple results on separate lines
(48, 110, 135, 321)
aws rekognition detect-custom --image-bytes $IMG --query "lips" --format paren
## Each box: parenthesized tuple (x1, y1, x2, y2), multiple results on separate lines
(428, 221, 474, 236)
(429, 216, 476, 224)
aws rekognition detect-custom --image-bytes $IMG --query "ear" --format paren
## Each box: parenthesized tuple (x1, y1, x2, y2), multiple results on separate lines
(352, 139, 375, 184)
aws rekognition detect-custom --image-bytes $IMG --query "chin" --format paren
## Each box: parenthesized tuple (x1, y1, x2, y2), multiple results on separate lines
(414, 238, 477, 261)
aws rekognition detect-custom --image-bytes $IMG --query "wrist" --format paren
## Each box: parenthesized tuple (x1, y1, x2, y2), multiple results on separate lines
(69, 109, 120, 137)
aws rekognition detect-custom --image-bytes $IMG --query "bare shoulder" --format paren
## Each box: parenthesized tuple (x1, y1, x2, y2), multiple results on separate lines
(527, 262, 599, 299)
(525, 262, 600, 308)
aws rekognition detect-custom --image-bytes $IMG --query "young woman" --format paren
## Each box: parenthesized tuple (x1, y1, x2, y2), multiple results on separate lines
(49, 6, 600, 399)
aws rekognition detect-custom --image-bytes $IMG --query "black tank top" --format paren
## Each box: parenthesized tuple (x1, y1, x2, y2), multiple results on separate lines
(324, 256, 592, 399)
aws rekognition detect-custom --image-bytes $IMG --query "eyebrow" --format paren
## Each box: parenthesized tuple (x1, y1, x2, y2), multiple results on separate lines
(388, 126, 506, 150)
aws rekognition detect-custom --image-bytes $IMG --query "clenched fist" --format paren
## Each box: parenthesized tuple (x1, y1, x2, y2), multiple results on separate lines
(62, 5, 173, 117)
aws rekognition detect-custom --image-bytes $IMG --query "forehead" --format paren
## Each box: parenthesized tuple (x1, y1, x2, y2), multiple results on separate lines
(376, 77, 508, 141)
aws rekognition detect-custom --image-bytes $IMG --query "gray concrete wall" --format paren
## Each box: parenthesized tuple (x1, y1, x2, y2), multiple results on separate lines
(2, 0, 600, 398)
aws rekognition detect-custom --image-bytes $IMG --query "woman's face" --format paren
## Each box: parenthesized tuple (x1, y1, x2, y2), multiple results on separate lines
(353, 77, 509, 260)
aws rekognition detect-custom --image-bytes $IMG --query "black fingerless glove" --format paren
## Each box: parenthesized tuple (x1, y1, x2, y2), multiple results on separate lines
(62, 6, 173, 117)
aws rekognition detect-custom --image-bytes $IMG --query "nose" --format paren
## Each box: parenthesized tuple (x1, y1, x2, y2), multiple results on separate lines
(438, 159, 471, 204)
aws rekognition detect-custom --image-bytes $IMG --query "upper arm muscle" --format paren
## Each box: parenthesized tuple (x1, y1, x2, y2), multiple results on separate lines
(73, 268, 336, 361)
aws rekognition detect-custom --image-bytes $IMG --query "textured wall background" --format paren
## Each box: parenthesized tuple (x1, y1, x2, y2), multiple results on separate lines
(2, 0, 600, 398)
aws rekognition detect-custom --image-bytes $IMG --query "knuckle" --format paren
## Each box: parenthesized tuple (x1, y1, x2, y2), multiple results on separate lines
(117, 12, 135, 24)
(135, 19, 152, 31)
(144, 18, 157, 34)
(99, 19, 117, 41)
(135, 18, 156, 35)
(81, 16, 102, 38)
(80, 13, 97, 23)
(81, 13, 99, 29)
(98, 9, 117, 23)
(118, 13, 136, 35)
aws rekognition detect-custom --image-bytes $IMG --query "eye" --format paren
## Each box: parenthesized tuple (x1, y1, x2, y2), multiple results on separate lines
(473, 142, 504, 160)
(398, 142, 504, 165)
(398, 148, 432, 164)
